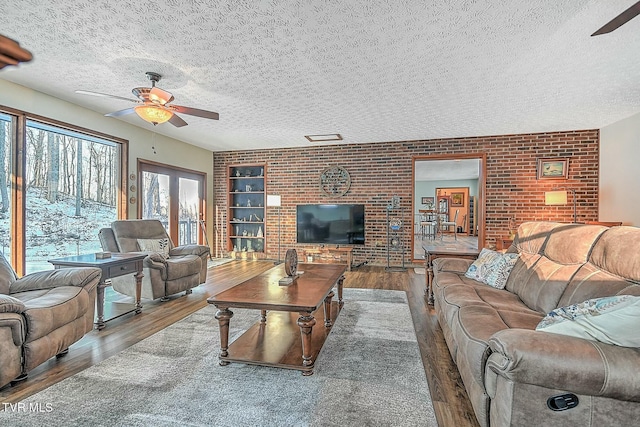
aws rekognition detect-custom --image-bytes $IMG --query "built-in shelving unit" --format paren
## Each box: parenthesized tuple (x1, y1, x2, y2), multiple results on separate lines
(227, 164, 266, 258)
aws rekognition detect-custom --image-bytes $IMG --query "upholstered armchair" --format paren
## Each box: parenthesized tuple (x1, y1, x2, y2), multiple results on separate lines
(0, 254, 100, 388)
(98, 219, 209, 301)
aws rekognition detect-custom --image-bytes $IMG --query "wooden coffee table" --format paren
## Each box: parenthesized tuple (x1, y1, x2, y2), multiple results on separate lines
(207, 263, 346, 376)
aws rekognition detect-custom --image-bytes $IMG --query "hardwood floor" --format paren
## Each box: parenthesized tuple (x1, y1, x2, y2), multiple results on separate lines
(0, 260, 479, 427)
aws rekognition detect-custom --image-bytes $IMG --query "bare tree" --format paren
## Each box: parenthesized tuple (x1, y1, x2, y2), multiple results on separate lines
(75, 138, 82, 216)
(46, 132, 60, 203)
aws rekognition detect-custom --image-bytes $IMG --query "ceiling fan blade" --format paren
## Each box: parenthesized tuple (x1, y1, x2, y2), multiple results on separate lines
(170, 105, 219, 120)
(592, 1, 640, 36)
(168, 113, 188, 127)
(75, 90, 140, 104)
(105, 107, 136, 117)
(149, 87, 174, 105)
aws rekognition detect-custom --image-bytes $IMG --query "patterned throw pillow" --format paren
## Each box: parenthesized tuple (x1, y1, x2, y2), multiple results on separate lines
(536, 295, 640, 347)
(464, 248, 502, 283)
(483, 253, 519, 289)
(137, 238, 170, 259)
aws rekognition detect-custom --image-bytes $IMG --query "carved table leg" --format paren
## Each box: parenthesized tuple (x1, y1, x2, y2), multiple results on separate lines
(215, 308, 234, 365)
(426, 263, 435, 305)
(337, 275, 345, 308)
(95, 281, 107, 330)
(134, 270, 144, 314)
(297, 312, 317, 376)
(260, 309, 267, 324)
(323, 290, 335, 327)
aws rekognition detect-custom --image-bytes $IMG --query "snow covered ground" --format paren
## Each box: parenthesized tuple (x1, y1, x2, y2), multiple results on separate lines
(1, 187, 116, 274)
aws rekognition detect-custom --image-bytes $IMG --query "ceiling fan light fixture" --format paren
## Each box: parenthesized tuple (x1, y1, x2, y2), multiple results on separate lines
(134, 105, 173, 125)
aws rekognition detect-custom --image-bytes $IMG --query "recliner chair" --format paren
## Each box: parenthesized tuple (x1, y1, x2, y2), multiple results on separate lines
(98, 219, 209, 301)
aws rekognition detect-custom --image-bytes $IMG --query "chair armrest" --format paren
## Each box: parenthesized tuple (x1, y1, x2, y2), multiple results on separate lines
(9, 268, 101, 294)
(0, 294, 26, 314)
(486, 329, 640, 402)
(169, 244, 209, 257)
(145, 252, 169, 267)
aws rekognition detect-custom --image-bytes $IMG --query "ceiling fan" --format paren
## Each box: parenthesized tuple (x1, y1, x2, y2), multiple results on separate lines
(591, 1, 640, 36)
(75, 72, 219, 127)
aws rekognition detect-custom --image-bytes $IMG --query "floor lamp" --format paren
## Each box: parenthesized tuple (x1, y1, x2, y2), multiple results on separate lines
(267, 194, 282, 264)
(544, 189, 577, 223)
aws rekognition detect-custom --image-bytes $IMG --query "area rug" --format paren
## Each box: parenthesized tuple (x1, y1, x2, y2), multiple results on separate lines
(207, 257, 235, 268)
(1, 289, 436, 426)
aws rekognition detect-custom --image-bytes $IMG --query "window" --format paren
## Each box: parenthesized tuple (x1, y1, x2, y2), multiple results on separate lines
(1, 108, 127, 275)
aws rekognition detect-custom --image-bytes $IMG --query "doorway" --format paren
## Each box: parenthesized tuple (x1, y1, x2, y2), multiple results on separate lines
(137, 159, 206, 246)
(412, 154, 486, 261)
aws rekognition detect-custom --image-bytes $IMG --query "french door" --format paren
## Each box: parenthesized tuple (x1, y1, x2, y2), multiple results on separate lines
(138, 160, 206, 246)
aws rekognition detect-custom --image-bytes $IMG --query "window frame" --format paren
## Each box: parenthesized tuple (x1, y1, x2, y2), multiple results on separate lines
(1, 104, 129, 275)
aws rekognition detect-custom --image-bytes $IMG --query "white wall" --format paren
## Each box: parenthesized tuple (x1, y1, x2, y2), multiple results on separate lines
(0, 79, 216, 244)
(600, 111, 640, 226)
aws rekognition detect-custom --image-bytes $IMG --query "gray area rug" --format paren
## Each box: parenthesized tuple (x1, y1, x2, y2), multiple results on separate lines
(1, 289, 436, 426)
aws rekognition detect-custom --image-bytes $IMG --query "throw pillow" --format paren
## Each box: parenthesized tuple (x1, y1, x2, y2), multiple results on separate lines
(483, 253, 519, 289)
(535, 295, 640, 347)
(464, 248, 502, 283)
(137, 238, 170, 258)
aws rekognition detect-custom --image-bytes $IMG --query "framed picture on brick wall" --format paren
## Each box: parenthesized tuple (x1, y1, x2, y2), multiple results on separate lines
(537, 157, 569, 180)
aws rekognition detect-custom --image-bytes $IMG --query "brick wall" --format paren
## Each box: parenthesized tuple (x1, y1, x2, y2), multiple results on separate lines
(213, 129, 599, 265)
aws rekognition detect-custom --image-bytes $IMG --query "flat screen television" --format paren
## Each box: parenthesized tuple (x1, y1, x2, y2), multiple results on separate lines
(296, 204, 365, 245)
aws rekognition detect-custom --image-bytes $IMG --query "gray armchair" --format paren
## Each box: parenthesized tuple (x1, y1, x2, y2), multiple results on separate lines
(98, 219, 209, 301)
(0, 254, 100, 388)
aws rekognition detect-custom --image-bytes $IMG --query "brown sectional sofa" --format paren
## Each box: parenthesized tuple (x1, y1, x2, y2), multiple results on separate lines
(431, 221, 640, 427)
(0, 255, 100, 389)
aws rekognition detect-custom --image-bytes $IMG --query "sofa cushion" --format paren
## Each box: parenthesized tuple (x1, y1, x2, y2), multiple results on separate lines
(13, 286, 90, 342)
(165, 255, 201, 281)
(454, 304, 542, 386)
(505, 223, 609, 314)
(536, 295, 640, 347)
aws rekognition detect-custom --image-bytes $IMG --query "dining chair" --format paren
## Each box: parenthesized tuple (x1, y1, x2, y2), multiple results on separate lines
(440, 209, 459, 240)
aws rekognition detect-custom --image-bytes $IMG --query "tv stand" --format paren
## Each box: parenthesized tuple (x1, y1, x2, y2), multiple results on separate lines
(300, 246, 353, 271)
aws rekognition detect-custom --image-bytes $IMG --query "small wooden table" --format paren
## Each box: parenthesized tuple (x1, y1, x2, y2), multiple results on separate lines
(208, 263, 346, 375)
(48, 253, 146, 330)
(422, 247, 480, 305)
(496, 236, 514, 251)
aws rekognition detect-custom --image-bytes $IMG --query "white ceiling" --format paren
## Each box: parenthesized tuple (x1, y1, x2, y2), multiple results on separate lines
(1, 1, 640, 152)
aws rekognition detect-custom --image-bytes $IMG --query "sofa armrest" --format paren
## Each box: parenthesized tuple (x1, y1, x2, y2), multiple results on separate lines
(169, 244, 209, 258)
(486, 329, 640, 402)
(9, 267, 102, 294)
(0, 294, 26, 314)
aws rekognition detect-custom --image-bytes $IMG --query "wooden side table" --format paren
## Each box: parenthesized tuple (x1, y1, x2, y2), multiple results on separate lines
(422, 247, 480, 305)
(48, 252, 146, 330)
(496, 236, 514, 251)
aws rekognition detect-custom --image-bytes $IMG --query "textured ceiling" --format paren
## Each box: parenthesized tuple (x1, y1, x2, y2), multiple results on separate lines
(1, 1, 640, 152)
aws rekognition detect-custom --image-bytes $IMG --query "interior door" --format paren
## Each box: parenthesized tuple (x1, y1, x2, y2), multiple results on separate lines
(138, 160, 205, 246)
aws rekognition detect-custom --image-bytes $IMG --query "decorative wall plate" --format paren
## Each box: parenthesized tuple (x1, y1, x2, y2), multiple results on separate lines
(320, 165, 351, 197)
(389, 218, 402, 231)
